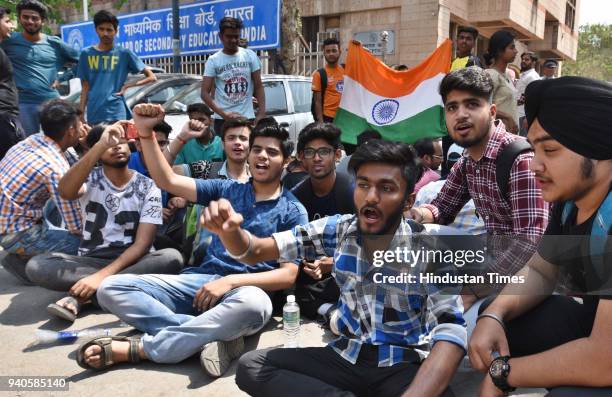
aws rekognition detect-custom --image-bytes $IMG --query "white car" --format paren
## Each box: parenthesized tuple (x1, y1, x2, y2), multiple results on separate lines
(162, 74, 314, 145)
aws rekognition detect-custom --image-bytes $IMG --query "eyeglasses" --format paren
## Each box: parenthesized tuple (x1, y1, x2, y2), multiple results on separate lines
(303, 147, 333, 159)
(157, 140, 169, 147)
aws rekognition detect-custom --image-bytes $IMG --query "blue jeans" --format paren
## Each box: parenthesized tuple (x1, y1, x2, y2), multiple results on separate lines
(0, 220, 80, 257)
(97, 273, 273, 363)
(18, 103, 41, 136)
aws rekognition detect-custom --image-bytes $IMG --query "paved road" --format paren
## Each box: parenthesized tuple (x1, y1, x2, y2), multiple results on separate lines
(0, 266, 546, 396)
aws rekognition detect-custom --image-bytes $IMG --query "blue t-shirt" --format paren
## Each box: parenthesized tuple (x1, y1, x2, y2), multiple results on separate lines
(203, 48, 261, 119)
(186, 178, 308, 275)
(1, 33, 79, 104)
(127, 151, 168, 207)
(77, 46, 145, 124)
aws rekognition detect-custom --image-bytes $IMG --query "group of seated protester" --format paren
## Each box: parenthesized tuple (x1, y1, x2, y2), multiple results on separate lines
(0, 68, 610, 397)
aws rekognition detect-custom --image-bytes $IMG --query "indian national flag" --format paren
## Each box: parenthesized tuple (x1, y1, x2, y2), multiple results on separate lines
(335, 39, 452, 145)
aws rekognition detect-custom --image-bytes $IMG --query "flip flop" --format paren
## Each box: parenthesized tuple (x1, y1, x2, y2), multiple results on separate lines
(47, 296, 81, 322)
(76, 335, 142, 371)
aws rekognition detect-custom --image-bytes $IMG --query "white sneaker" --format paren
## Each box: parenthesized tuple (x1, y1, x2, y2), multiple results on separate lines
(200, 336, 245, 378)
(329, 309, 341, 336)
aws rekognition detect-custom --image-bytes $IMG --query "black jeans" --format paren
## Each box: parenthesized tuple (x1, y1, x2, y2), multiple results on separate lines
(480, 295, 612, 396)
(236, 346, 454, 397)
(0, 112, 25, 160)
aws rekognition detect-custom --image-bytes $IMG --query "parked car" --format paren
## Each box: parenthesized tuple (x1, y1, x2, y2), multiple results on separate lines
(65, 74, 201, 121)
(162, 74, 314, 144)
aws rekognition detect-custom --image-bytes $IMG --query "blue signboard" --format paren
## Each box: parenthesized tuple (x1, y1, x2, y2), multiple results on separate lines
(60, 0, 280, 58)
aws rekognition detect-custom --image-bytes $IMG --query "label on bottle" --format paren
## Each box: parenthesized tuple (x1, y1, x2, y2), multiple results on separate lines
(57, 331, 79, 342)
(283, 310, 300, 324)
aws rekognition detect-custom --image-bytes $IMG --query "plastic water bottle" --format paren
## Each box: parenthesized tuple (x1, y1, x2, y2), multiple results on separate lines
(283, 295, 300, 348)
(35, 328, 112, 344)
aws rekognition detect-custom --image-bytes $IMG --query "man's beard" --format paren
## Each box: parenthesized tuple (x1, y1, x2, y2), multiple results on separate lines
(451, 119, 490, 148)
(23, 25, 41, 35)
(581, 157, 595, 178)
(101, 158, 129, 169)
(520, 64, 531, 72)
(357, 201, 405, 237)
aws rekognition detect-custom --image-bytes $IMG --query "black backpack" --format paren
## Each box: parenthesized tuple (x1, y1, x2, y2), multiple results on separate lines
(310, 67, 328, 120)
(461, 139, 532, 201)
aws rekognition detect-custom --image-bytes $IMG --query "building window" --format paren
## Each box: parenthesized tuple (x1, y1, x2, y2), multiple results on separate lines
(565, 0, 576, 31)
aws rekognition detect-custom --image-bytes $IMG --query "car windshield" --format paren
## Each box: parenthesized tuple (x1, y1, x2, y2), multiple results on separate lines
(163, 83, 202, 113)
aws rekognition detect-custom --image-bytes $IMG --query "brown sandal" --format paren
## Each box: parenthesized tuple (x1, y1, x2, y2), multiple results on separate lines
(76, 335, 141, 371)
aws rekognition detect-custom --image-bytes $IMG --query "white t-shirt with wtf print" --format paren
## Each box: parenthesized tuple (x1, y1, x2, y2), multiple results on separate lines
(77, 167, 162, 257)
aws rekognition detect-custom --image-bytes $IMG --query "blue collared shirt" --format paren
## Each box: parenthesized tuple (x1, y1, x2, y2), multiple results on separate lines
(186, 178, 308, 275)
(273, 214, 467, 367)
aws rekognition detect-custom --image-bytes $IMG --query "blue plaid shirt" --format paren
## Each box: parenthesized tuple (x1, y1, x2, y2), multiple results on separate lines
(273, 214, 467, 367)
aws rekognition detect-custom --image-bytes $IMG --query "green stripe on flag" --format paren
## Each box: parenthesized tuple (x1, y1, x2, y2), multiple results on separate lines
(335, 106, 448, 145)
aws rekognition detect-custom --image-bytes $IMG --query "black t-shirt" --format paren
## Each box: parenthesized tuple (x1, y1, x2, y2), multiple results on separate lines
(0, 48, 19, 116)
(282, 171, 309, 191)
(538, 201, 612, 312)
(292, 173, 355, 221)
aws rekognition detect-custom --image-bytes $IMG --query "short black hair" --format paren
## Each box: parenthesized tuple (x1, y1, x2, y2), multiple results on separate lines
(296, 123, 341, 153)
(0, 7, 10, 19)
(393, 64, 409, 71)
(249, 123, 291, 159)
(254, 116, 278, 129)
(356, 129, 382, 146)
(219, 16, 243, 34)
(93, 10, 118, 30)
(85, 123, 108, 148)
(153, 120, 172, 138)
(16, 0, 47, 20)
(221, 118, 252, 141)
(323, 37, 340, 48)
(187, 102, 212, 116)
(348, 140, 419, 196)
(457, 26, 479, 40)
(413, 138, 440, 158)
(39, 99, 82, 141)
(438, 66, 494, 104)
(521, 51, 538, 63)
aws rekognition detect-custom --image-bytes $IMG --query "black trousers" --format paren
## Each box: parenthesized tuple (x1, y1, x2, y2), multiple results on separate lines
(236, 346, 454, 397)
(480, 295, 612, 396)
(0, 112, 25, 160)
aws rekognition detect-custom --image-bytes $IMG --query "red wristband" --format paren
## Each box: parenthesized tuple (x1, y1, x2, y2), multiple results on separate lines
(176, 136, 187, 145)
(138, 134, 155, 140)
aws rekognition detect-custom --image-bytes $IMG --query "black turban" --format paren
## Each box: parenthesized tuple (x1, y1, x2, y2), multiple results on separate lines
(525, 76, 612, 160)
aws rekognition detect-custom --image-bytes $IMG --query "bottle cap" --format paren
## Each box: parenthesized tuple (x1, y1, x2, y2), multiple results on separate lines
(287, 295, 295, 303)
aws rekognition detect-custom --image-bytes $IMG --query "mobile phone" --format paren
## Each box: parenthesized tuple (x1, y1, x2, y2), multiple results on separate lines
(123, 123, 138, 140)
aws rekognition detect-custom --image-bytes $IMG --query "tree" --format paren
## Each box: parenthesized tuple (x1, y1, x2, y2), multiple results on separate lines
(562, 24, 612, 81)
(278, 0, 300, 74)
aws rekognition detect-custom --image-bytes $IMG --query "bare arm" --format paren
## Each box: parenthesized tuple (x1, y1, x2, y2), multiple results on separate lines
(69, 223, 158, 299)
(201, 199, 281, 264)
(202, 77, 228, 119)
(117, 68, 157, 95)
(313, 91, 324, 123)
(132, 104, 198, 202)
(59, 123, 123, 200)
(192, 262, 299, 311)
(402, 341, 465, 396)
(79, 80, 90, 122)
(252, 69, 265, 124)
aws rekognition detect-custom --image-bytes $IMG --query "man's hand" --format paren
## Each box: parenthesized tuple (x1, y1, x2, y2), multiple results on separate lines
(478, 374, 506, 397)
(302, 257, 334, 280)
(178, 119, 206, 142)
(69, 272, 107, 300)
(222, 111, 243, 121)
(201, 199, 244, 235)
(78, 123, 92, 149)
(193, 277, 234, 312)
(162, 207, 176, 224)
(114, 85, 129, 96)
(97, 122, 127, 150)
(133, 104, 166, 138)
(405, 207, 425, 223)
(468, 315, 510, 372)
(168, 196, 187, 210)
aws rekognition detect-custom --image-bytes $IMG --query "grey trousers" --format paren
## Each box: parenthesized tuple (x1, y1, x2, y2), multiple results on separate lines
(25, 249, 184, 291)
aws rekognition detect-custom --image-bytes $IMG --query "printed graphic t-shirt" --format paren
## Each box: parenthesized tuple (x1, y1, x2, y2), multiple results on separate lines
(77, 46, 145, 124)
(203, 48, 261, 120)
(78, 167, 162, 257)
(311, 64, 345, 118)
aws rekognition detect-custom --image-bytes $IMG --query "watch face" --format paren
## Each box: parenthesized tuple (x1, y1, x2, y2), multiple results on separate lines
(490, 360, 504, 377)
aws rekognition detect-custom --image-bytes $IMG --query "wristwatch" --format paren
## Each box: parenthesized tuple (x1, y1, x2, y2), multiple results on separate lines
(489, 355, 516, 393)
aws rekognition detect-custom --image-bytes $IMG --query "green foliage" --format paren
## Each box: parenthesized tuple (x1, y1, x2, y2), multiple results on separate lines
(562, 24, 612, 81)
(0, 0, 84, 33)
